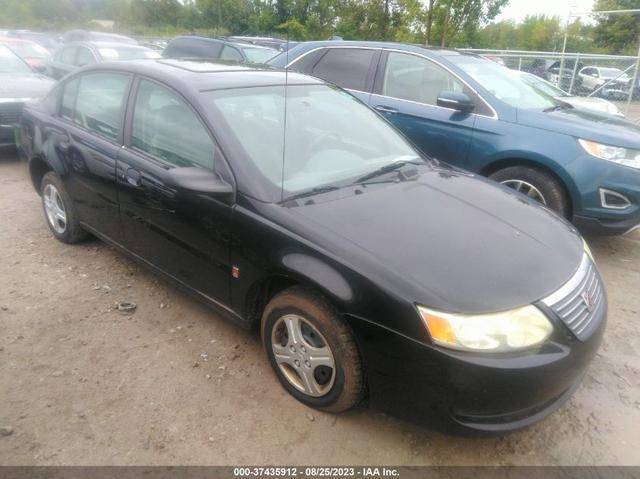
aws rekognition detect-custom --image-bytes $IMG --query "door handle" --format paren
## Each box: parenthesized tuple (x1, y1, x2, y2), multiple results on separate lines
(125, 168, 142, 187)
(374, 105, 399, 115)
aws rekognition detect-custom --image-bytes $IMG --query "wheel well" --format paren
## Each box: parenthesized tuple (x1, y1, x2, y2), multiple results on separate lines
(480, 158, 573, 217)
(28, 157, 52, 194)
(244, 275, 300, 329)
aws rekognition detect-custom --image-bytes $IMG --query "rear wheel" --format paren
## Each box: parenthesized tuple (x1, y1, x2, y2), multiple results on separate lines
(41, 172, 87, 244)
(489, 166, 570, 218)
(261, 287, 364, 413)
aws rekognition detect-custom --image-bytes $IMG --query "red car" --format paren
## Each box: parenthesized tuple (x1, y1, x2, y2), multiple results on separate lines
(0, 37, 51, 73)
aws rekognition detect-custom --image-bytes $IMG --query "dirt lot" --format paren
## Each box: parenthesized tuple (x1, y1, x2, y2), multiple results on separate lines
(0, 150, 639, 466)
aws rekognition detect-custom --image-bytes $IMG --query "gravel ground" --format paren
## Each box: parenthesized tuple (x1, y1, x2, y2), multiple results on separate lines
(0, 150, 639, 466)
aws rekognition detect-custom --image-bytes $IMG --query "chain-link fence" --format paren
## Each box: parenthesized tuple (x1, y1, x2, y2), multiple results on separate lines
(461, 48, 640, 123)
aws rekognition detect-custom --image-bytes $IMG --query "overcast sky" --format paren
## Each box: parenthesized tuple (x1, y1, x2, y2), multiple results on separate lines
(496, 0, 596, 22)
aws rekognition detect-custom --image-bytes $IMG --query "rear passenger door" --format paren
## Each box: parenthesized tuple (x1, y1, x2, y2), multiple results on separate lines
(296, 47, 380, 103)
(117, 78, 232, 306)
(50, 71, 131, 240)
(369, 51, 477, 163)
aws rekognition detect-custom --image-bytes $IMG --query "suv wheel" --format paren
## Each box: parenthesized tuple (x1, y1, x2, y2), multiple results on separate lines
(261, 287, 364, 413)
(489, 166, 570, 218)
(41, 171, 87, 244)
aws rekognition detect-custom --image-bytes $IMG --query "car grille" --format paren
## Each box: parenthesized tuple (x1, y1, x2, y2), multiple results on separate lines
(0, 102, 24, 126)
(542, 254, 605, 341)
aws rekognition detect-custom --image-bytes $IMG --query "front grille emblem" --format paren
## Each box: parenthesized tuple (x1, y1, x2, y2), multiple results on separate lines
(581, 291, 594, 312)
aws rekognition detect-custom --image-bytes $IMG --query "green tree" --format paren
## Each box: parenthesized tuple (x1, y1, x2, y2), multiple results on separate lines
(592, 0, 640, 54)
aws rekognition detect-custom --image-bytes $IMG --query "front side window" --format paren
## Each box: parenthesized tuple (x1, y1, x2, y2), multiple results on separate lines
(383, 52, 464, 106)
(312, 48, 377, 91)
(73, 73, 129, 140)
(242, 46, 278, 63)
(132, 80, 214, 169)
(206, 84, 419, 201)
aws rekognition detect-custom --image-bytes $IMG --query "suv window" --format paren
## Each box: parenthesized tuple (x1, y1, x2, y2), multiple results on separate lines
(132, 80, 214, 169)
(220, 45, 243, 61)
(382, 52, 463, 106)
(60, 46, 76, 64)
(311, 48, 376, 91)
(73, 73, 129, 141)
(75, 47, 95, 67)
(164, 38, 222, 59)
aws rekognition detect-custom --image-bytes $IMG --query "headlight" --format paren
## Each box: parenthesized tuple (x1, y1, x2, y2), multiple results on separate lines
(578, 139, 640, 170)
(417, 304, 553, 353)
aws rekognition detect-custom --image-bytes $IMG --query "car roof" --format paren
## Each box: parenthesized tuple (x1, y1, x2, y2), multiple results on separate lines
(0, 36, 32, 44)
(63, 41, 150, 49)
(80, 58, 323, 92)
(283, 40, 465, 57)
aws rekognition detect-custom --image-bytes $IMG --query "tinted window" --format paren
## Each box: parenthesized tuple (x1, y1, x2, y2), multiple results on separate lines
(75, 47, 95, 66)
(74, 73, 129, 140)
(383, 52, 463, 106)
(164, 38, 221, 59)
(61, 78, 79, 120)
(60, 46, 76, 64)
(311, 48, 376, 91)
(132, 80, 214, 169)
(220, 45, 243, 61)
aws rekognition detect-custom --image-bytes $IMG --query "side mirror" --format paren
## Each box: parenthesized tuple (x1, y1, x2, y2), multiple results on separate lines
(166, 167, 233, 196)
(437, 91, 475, 113)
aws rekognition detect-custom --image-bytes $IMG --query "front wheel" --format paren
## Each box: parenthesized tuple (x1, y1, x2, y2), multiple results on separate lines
(261, 287, 365, 413)
(489, 166, 570, 218)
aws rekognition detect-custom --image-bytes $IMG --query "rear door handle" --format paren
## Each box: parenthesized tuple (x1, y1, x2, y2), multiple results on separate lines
(125, 168, 142, 187)
(374, 105, 399, 115)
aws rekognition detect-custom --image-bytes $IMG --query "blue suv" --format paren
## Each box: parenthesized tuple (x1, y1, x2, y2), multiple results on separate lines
(270, 41, 640, 235)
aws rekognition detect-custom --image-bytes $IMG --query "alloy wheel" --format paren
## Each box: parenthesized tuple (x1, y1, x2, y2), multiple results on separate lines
(43, 184, 67, 234)
(500, 179, 547, 205)
(271, 314, 336, 397)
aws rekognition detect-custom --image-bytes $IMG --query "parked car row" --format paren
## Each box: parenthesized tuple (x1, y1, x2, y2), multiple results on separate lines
(18, 58, 606, 432)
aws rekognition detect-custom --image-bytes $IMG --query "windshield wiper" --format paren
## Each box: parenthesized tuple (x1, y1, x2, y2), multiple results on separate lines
(354, 158, 423, 183)
(543, 102, 573, 113)
(282, 185, 340, 203)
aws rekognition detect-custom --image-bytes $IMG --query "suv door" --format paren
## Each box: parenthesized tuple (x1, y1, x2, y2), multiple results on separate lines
(370, 51, 477, 163)
(48, 71, 131, 240)
(297, 47, 380, 103)
(117, 78, 232, 306)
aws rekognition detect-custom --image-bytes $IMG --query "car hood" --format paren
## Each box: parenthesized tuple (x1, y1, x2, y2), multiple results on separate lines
(561, 96, 622, 116)
(517, 106, 640, 149)
(283, 167, 584, 314)
(0, 73, 55, 100)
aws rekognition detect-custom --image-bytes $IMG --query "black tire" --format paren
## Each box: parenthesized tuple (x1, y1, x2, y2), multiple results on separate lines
(489, 166, 570, 218)
(40, 171, 88, 244)
(261, 286, 364, 413)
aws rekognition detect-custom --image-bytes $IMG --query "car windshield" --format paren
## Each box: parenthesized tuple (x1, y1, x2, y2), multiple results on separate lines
(0, 45, 32, 74)
(205, 84, 421, 202)
(241, 46, 278, 63)
(98, 47, 160, 60)
(449, 56, 558, 110)
(599, 68, 629, 80)
(519, 72, 568, 97)
(4, 41, 49, 59)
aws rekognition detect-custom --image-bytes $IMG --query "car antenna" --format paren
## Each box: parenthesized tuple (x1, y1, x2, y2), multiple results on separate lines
(279, 27, 290, 203)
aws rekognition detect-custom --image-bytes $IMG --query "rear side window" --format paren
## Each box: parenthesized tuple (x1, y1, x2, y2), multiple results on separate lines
(311, 48, 376, 91)
(60, 78, 79, 121)
(220, 45, 243, 62)
(60, 46, 76, 64)
(73, 73, 129, 141)
(75, 47, 95, 67)
(164, 38, 222, 59)
(131, 80, 214, 169)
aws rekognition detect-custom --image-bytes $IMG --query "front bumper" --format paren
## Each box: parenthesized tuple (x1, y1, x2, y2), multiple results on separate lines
(347, 297, 605, 433)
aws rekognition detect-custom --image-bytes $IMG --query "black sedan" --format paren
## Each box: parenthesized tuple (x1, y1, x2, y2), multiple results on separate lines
(18, 60, 606, 432)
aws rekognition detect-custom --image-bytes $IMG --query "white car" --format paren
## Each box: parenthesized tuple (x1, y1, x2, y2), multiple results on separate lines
(578, 66, 632, 94)
(517, 71, 624, 117)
